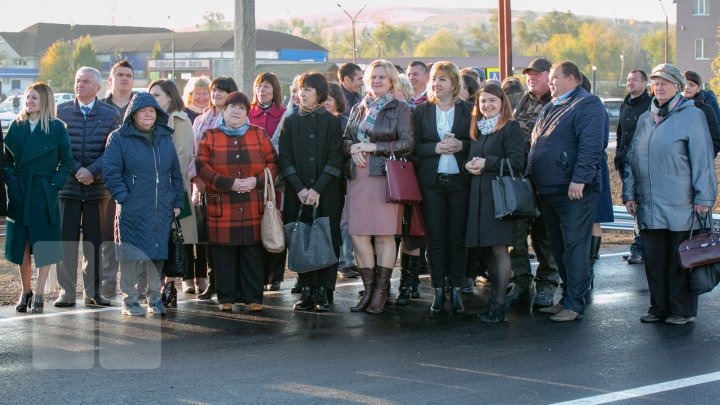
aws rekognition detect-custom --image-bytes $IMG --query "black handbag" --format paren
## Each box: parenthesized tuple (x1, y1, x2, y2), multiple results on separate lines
(163, 217, 188, 277)
(283, 207, 337, 273)
(491, 158, 540, 220)
(195, 194, 209, 244)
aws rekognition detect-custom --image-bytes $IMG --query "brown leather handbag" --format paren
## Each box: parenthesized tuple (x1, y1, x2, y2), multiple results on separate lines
(261, 167, 285, 253)
(385, 141, 422, 204)
(678, 212, 720, 269)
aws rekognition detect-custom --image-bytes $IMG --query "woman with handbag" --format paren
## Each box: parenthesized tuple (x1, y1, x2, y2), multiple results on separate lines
(464, 83, 525, 322)
(622, 63, 717, 325)
(103, 92, 184, 316)
(195, 91, 278, 312)
(149, 79, 203, 306)
(279, 72, 343, 311)
(5, 82, 74, 313)
(344, 59, 415, 314)
(413, 61, 473, 314)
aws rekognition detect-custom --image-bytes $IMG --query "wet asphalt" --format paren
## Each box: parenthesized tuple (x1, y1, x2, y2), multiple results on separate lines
(1, 247, 719, 404)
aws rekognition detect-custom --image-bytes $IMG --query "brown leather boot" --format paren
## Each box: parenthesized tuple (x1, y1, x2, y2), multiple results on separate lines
(367, 266, 393, 314)
(350, 267, 375, 312)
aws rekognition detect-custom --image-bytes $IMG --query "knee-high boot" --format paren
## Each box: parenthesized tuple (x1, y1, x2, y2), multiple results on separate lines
(351, 268, 375, 312)
(367, 266, 393, 314)
(396, 254, 412, 305)
(588, 236, 601, 291)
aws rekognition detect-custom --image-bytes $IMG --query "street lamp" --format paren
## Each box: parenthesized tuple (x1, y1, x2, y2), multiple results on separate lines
(592, 66, 597, 95)
(168, 15, 176, 81)
(619, 54, 625, 85)
(337, 3, 367, 64)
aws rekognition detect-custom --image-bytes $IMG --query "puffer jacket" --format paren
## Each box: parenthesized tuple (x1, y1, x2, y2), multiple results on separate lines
(343, 98, 414, 176)
(57, 98, 120, 201)
(103, 93, 184, 261)
(622, 97, 717, 231)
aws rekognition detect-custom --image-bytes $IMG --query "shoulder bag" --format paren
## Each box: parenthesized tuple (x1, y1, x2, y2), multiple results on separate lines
(261, 167, 285, 253)
(678, 212, 720, 295)
(283, 206, 337, 273)
(385, 141, 423, 204)
(163, 216, 188, 278)
(491, 158, 540, 220)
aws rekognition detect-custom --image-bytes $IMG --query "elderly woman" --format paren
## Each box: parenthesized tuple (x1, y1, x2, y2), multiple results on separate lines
(414, 61, 473, 314)
(182, 76, 211, 124)
(5, 82, 74, 313)
(103, 93, 184, 316)
(344, 59, 415, 314)
(279, 72, 343, 311)
(623, 63, 717, 325)
(195, 91, 278, 312)
(149, 79, 202, 304)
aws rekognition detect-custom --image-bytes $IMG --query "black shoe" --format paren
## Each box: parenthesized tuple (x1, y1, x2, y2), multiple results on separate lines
(293, 287, 315, 311)
(198, 285, 215, 300)
(450, 287, 465, 314)
(84, 294, 112, 306)
(627, 250, 643, 264)
(30, 294, 44, 314)
(315, 287, 331, 312)
(411, 286, 420, 299)
(395, 287, 412, 306)
(290, 282, 301, 294)
(477, 301, 509, 323)
(430, 288, 445, 313)
(16, 291, 33, 313)
(461, 277, 475, 293)
(268, 281, 281, 291)
(338, 266, 359, 278)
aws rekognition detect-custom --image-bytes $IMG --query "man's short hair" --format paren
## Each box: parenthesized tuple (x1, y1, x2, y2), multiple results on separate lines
(76, 66, 102, 83)
(407, 60, 428, 73)
(338, 63, 362, 82)
(629, 69, 648, 82)
(552, 61, 582, 83)
(110, 60, 134, 76)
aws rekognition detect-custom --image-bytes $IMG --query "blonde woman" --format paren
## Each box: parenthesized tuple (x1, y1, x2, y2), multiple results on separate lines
(182, 76, 211, 124)
(5, 82, 74, 313)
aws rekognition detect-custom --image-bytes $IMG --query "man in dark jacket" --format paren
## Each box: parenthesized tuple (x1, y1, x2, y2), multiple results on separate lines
(527, 61, 606, 322)
(338, 62, 363, 119)
(614, 69, 652, 265)
(55, 66, 121, 307)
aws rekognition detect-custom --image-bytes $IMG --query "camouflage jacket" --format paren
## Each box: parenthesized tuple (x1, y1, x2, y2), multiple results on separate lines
(513, 91, 552, 165)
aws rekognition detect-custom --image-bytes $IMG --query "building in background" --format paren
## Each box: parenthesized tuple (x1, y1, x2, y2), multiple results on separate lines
(676, 0, 715, 84)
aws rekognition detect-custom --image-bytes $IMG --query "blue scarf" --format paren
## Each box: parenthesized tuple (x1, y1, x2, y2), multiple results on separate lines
(219, 117, 249, 137)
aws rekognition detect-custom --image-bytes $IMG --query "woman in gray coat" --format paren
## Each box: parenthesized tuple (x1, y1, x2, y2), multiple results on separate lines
(622, 64, 717, 325)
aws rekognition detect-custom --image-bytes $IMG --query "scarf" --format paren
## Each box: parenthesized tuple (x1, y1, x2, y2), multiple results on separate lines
(259, 102, 272, 111)
(477, 115, 500, 135)
(219, 117, 249, 137)
(358, 93, 394, 143)
(299, 103, 325, 114)
(650, 92, 682, 125)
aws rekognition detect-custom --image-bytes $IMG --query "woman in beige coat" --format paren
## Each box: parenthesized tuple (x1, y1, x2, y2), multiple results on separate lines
(149, 79, 201, 307)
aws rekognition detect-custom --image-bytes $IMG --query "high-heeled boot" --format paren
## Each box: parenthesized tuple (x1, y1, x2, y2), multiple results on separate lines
(430, 288, 445, 313)
(293, 287, 315, 311)
(367, 266, 393, 314)
(588, 236, 601, 291)
(450, 287, 465, 314)
(16, 291, 33, 313)
(477, 300, 509, 323)
(351, 267, 375, 312)
(30, 294, 44, 314)
(315, 286, 330, 312)
(198, 268, 215, 299)
(396, 254, 412, 305)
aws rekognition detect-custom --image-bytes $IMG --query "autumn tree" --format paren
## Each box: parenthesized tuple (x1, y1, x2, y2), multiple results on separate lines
(151, 41, 162, 59)
(709, 25, 720, 94)
(642, 28, 676, 66)
(73, 34, 101, 71)
(414, 29, 466, 57)
(197, 11, 233, 31)
(39, 40, 73, 92)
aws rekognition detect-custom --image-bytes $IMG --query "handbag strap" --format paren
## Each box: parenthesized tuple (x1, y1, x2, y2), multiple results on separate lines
(689, 212, 712, 239)
(498, 158, 507, 177)
(173, 216, 183, 237)
(263, 167, 276, 204)
(389, 141, 396, 160)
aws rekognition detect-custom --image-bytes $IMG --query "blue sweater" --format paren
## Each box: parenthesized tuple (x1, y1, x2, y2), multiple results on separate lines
(526, 86, 606, 194)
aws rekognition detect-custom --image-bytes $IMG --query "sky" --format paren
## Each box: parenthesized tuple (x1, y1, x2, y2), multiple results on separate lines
(3, 0, 677, 32)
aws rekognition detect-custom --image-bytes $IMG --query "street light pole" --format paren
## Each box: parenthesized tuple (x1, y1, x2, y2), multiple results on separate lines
(168, 15, 175, 81)
(659, 0, 669, 63)
(592, 66, 597, 95)
(337, 3, 367, 64)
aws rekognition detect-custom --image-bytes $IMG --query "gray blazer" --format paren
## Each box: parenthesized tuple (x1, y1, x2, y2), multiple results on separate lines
(622, 97, 717, 231)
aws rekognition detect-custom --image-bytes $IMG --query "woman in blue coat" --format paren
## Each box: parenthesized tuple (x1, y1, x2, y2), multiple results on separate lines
(5, 82, 74, 313)
(103, 92, 184, 317)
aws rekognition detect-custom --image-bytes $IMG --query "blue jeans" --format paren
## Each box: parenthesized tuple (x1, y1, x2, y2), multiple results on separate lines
(339, 201, 355, 269)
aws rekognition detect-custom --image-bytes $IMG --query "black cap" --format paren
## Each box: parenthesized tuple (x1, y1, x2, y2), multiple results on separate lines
(522, 58, 552, 74)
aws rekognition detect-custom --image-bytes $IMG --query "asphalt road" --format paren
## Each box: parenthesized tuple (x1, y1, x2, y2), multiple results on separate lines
(1, 247, 719, 404)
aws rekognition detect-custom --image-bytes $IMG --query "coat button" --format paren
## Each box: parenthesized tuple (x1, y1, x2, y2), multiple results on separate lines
(236, 155, 239, 158)
(239, 208, 243, 211)
(309, 156, 314, 162)
(309, 134, 315, 139)
(234, 141, 238, 145)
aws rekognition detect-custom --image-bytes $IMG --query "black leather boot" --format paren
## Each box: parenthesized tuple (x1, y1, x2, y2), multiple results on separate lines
(450, 287, 465, 314)
(589, 236, 601, 291)
(430, 288, 445, 314)
(315, 286, 330, 312)
(396, 254, 412, 305)
(293, 287, 315, 311)
(16, 291, 33, 313)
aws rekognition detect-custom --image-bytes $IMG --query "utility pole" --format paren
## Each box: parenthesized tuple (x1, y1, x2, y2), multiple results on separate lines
(498, 0, 513, 80)
(659, 0, 669, 63)
(338, 3, 367, 64)
(235, 0, 256, 94)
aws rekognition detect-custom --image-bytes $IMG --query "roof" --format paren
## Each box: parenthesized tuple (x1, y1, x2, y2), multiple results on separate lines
(329, 56, 541, 71)
(0, 23, 170, 57)
(89, 29, 327, 54)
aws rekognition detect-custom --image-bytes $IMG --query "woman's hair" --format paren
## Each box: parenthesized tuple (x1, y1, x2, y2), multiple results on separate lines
(469, 83, 513, 140)
(148, 79, 185, 113)
(460, 67, 479, 81)
(251, 72, 283, 107)
(210, 76, 239, 94)
(462, 74, 480, 101)
(428, 61, 462, 104)
(20, 82, 55, 134)
(298, 72, 329, 104)
(327, 82, 346, 114)
(396, 74, 414, 100)
(363, 59, 400, 95)
(182, 76, 211, 105)
(223, 91, 251, 112)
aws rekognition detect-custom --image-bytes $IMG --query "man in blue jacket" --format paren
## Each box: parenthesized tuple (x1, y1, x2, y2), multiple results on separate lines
(526, 61, 606, 322)
(54, 66, 121, 307)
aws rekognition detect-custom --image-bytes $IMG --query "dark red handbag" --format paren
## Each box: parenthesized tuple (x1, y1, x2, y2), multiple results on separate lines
(385, 141, 423, 204)
(678, 213, 720, 269)
(409, 203, 426, 237)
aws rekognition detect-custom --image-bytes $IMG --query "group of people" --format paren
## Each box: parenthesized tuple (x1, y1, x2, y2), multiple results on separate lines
(4, 55, 716, 326)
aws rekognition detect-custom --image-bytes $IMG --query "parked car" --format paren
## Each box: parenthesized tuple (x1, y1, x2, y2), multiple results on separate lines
(602, 97, 623, 134)
(54, 93, 74, 105)
(0, 105, 18, 134)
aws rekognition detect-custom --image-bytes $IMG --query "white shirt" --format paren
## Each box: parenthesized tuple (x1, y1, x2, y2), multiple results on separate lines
(436, 105, 459, 174)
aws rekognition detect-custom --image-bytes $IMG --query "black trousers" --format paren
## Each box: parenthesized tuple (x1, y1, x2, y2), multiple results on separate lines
(211, 244, 265, 305)
(264, 249, 287, 284)
(183, 244, 208, 280)
(509, 214, 560, 295)
(58, 198, 109, 297)
(421, 175, 468, 288)
(641, 229, 697, 318)
(539, 190, 598, 314)
(297, 265, 337, 289)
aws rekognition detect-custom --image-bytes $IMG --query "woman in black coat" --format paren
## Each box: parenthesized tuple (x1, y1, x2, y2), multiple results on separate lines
(413, 61, 473, 314)
(682, 70, 720, 156)
(279, 72, 344, 312)
(465, 83, 525, 323)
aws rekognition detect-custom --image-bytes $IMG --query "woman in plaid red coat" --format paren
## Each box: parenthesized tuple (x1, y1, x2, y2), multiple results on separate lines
(195, 91, 278, 312)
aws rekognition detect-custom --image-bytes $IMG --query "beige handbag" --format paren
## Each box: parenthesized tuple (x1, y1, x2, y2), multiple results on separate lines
(261, 167, 285, 253)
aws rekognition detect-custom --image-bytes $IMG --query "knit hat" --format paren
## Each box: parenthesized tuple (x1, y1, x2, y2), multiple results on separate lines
(650, 63, 686, 88)
(684, 70, 702, 86)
